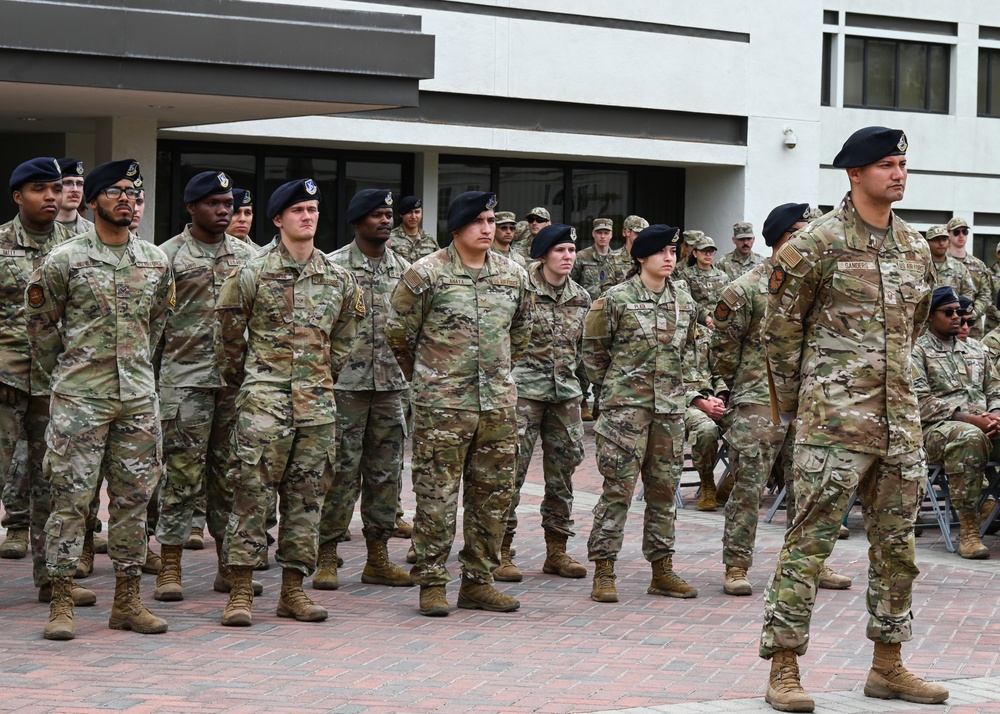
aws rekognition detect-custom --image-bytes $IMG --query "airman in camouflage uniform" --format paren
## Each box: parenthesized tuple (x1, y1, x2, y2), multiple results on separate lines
(759, 127, 947, 712)
(948, 217, 991, 338)
(54, 158, 94, 236)
(684, 234, 730, 326)
(315, 189, 412, 592)
(717, 221, 763, 281)
(987, 244, 1000, 334)
(676, 229, 705, 279)
(490, 211, 527, 268)
(216, 178, 363, 627)
(584, 225, 704, 603)
(609, 215, 648, 286)
(512, 206, 551, 260)
(684, 323, 726, 511)
(388, 191, 531, 617)
(913, 285, 999, 560)
(226, 188, 255, 244)
(926, 225, 975, 300)
(496, 224, 590, 583)
(27, 159, 172, 640)
(152, 172, 257, 603)
(389, 196, 438, 264)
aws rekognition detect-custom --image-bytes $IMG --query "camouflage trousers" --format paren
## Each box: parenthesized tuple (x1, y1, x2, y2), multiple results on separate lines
(587, 408, 684, 563)
(722, 405, 792, 568)
(759, 444, 924, 658)
(506, 396, 585, 539)
(319, 389, 405, 545)
(155, 386, 238, 546)
(576, 362, 590, 406)
(223, 394, 335, 576)
(44, 393, 160, 577)
(409, 406, 517, 587)
(924, 420, 1000, 513)
(2, 437, 29, 529)
(684, 406, 720, 480)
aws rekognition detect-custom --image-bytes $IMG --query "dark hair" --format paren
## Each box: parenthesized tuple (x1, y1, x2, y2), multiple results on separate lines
(625, 257, 641, 279)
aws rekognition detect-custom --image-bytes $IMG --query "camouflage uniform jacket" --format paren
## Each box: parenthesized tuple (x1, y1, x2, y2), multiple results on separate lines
(609, 247, 634, 288)
(511, 235, 533, 261)
(328, 241, 410, 392)
(685, 265, 731, 323)
(953, 253, 992, 323)
(490, 245, 526, 268)
(982, 325, 1000, 372)
(257, 235, 279, 255)
(389, 225, 438, 264)
(158, 225, 257, 389)
(710, 260, 771, 407)
(930, 255, 975, 302)
(913, 331, 1000, 428)
(57, 214, 94, 237)
(512, 263, 591, 403)
(25, 230, 174, 400)
(583, 274, 702, 415)
(571, 246, 621, 300)
(763, 192, 933, 456)
(987, 262, 1000, 332)
(387, 244, 532, 411)
(688, 322, 725, 397)
(216, 241, 363, 427)
(716, 249, 763, 281)
(0, 215, 72, 394)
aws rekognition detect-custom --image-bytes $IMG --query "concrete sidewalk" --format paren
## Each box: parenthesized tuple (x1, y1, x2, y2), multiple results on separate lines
(1, 423, 998, 714)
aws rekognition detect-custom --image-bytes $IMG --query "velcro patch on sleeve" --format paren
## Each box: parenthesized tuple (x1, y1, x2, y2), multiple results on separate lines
(776, 242, 804, 269)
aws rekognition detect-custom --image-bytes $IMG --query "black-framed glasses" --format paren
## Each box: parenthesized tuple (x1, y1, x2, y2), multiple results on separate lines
(527, 217, 549, 224)
(103, 187, 140, 200)
(497, 224, 515, 230)
(951, 228, 969, 236)
(934, 307, 967, 318)
(961, 317, 976, 326)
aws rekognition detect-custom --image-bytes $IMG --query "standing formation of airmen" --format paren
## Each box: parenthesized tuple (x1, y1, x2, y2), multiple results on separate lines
(16, 123, 1000, 713)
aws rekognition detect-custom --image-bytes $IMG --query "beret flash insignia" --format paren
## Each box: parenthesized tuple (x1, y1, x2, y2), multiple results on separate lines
(304, 179, 318, 195)
(218, 172, 230, 189)
(897, 133, 908, 153)
(486, 195, 498, 210)
(384, 192, 393, 206)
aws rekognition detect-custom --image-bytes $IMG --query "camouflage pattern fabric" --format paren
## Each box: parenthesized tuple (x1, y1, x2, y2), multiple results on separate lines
(572, 246, 625, 300)
(587, 409, 685, 562)
(490, 245, 526, 268)
(953, 252, 992, 338)
(716, 249, 763, 282)
(389, 225, 438, 265)
(685, 407, 719, 481)
(759, 445, 923, 656)
(2, 436, 29, 529)
(914, 330, 1000, 512)
(988, 262, 1000, 333)
(930, 255, 975, 307)
(57, 214, 94, 237)
(387, 244, 531, 411)
(685, 265, 731, 325)
(982, 324, 1000, 372)
(608, 248, 634, 288)
(711, 261, 772, 407)
(409, 405, 517, 586)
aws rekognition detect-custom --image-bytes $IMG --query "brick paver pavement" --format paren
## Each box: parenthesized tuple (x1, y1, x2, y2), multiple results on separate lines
(1, 423, 999, 713)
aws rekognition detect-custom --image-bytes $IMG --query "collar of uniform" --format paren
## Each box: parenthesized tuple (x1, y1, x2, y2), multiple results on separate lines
(86, 232, 132, 266)
(628, 272, 674, 304)
(446, 242, 496, 279)
(12, 214, 57, 251)
(347, 240, 385, 272)
(529, 262, 581, 304)
(927, 330, 966, 353)
(842, 191, 905, 251)
(273, 240, 321, 277)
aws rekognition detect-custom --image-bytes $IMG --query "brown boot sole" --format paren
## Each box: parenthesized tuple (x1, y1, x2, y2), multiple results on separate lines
(648, 586, 698, 598)
(723, 583, 753, 596)
(43, 626, 75, 641)
(456, 594, 520, 612)
(312, 577, 339, 591)
(419, 603, 449, 617)
(361, 572, 413, 587)
(492, 568, 523, 583)
(108, 617, 168, 634)
(591, 591, 618, 603)
(276, 603, 328, 622)
(153, 588, 184, 602)
(542, 561, 586, 578)
(765, 689, 815, 712)
(221, 611, 252, 627)
(863, 681, 948, 704)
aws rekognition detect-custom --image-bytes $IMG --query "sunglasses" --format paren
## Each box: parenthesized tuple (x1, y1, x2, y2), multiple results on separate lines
(527, 217, 549, 224)
(961, 317, 975, 326)
(951, 228, 969, 236)
(934, 307, 968, 318)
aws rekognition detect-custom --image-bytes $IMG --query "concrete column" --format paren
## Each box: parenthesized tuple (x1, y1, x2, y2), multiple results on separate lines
(95, 117, 158, 240)
(417, 151, 439, 241)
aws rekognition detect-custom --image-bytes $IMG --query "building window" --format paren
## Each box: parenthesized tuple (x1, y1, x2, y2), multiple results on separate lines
(979, 48, 1000, 117)
(843, 37, 949, 112)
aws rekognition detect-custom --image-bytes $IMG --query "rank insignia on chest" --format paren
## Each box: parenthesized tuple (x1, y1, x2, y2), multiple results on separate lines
(117, 284, 131, 299)
(713, 300, 731, 322)
(27, 285, 45, 308)
(768, 265, 787, 295)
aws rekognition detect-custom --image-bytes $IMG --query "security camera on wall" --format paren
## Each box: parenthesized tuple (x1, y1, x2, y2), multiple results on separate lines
(783, 127, 798, 149)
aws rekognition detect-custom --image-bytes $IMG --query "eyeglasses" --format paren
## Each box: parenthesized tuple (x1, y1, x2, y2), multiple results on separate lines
(61, 179, 84, 189)
(961, 317, 976, 326)
(103, 187, 140, 200)
(497, 224, 515, 230)
(527, 217, 549, 224)
(951, 228, 969, 236)
(934, 307, 967, 318)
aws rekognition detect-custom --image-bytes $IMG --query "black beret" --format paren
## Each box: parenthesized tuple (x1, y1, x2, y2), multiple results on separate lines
(232, 188, 253, 210)
(266, 178, 322, 220)
(530, 224, 577, 259)
(184, 171, 234, 203)
(630, 224, 680, 258)
(397, 195, 421, 215)
(762, 203, 810, 247)
(930, 286, 959, 311)
(84, 159, 140, 203)
(832, 126, 908, 169)
(346, 189, 393, 224)
(9, 157, 62, 194)
(57, 157, 85, 178)
(447, 191, 497, 233)
(958, 295, 974, 314)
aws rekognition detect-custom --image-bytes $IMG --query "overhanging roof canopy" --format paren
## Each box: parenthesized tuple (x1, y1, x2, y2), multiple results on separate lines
(0, 0, 435, 132)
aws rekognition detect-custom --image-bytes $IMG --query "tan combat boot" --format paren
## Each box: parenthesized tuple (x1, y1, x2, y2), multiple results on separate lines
(43, 576, 75, 641)
(277, 568, 328, 622)
(39, 578, 97, 607)
(185, 526, 205, 550)
(154, 544, 184, 601)
(0, 527, 29, 559)
(696, 474, 718, 511)
(715, 472, 735, 506)
(864, 641, 948, 703)
(591, 559, 618, 603)
(766, 650, 815, 712)
(312, 542, 340, 590)
(581, 399, 594, 422)
(542, 531, 587, 578)
(393, 516, 413, 538)
(108, 575, 168, 634)
(212, 541, 263, 595)
(142, 539, 162, 575)
(362, 538, 413, 586)
(419, 585, 449, 617)
(457, 576, 520, 612)
(493, 533, 522, 582)
(838, 524, 850, 539)
(817, 564, 852, 590)
(648, 556, 698, 598)
(958, 511, 990, 559)
(220, 566, 255, 627)
(76, 530, 95, 578)
(406, 543, 417, 564)
(723, 565, 752, 596)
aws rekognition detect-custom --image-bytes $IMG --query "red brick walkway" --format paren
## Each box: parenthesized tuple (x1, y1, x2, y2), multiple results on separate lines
(1, 423, 998, 713)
